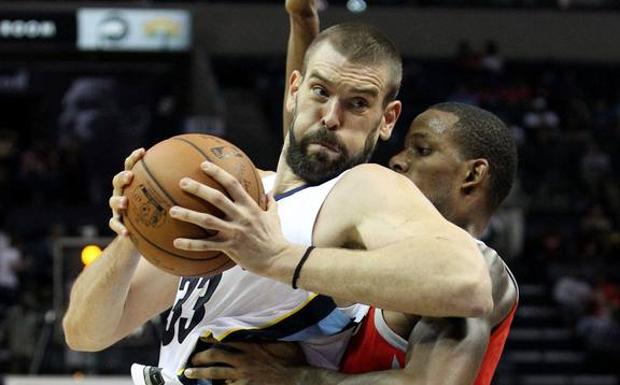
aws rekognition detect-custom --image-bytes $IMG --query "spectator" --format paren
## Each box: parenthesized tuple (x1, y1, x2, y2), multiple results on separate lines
(481, 40, 504, 74)
(0, 231, 22, 310)
(58, 77, 151, 204)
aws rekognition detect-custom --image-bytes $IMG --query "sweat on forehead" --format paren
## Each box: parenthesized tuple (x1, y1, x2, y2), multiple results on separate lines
(414, 109, 460, 136)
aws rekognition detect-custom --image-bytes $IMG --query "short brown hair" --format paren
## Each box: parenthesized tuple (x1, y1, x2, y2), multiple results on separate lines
(302, 23, 402, 104)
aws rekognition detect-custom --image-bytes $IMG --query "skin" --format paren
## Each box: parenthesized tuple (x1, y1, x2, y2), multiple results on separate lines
(283, 0, 320, 134)
(181, 2, 517, 384)
(62, 5, 492, 376)
(182, 112, 517, 385)
(167, 39, 491, 316)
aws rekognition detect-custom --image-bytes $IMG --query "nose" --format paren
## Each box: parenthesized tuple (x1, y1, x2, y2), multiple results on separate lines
(321, 99, 342, 130)
(389, 151, 409, 173)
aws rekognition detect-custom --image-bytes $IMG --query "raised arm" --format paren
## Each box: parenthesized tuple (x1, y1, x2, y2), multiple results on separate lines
(63, 149, 178, 351)
(283, 0, 319, 137)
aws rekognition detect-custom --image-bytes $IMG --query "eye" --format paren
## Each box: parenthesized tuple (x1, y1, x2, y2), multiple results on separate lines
(349, 97, 369, 111)
(311, 85, 328, 98)
(414, 146, 432, 156)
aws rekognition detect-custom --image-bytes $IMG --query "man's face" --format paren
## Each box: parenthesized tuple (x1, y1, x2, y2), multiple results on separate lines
(286, 42, 398, 184)
(59, 79, 123, 143)
(389, 109, 466, 220)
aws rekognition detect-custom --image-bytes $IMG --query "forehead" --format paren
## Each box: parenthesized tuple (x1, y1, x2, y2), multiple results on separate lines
(407, 109, 460, 143)
(305, 42, 389, 94)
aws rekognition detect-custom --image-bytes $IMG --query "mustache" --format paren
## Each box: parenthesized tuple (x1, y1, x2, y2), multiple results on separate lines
(302, 127, 347, 155)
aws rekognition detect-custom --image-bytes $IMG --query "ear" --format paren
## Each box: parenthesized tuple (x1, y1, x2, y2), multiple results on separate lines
(286, 70, 303, 114)
(462, 158, 490, 195)
(379, 100, 402, 141)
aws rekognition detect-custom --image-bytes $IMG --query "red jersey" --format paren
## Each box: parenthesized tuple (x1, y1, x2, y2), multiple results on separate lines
(340, 305, 518, 385)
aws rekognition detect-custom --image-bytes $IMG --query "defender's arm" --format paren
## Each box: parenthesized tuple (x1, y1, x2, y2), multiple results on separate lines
(283, 0, 319, 137)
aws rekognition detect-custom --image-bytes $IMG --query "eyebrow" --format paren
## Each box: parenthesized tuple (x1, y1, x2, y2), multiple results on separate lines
(405, 132, 435, 144)
(308, 70, 379, 98)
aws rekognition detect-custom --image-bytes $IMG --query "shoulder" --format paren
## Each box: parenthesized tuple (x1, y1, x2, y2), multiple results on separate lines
(476, 241, 518, 326)
(314, 164, 443, 247)
(408, 316, 491, 359)
(333, 164, 434, 212)
(341, 164, 408, 187)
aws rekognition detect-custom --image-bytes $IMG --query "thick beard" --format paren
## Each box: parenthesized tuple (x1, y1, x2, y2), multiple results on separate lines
(286, 115, 379, 185)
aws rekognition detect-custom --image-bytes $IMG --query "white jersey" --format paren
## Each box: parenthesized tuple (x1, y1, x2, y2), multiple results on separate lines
(133, 174, 368, 385)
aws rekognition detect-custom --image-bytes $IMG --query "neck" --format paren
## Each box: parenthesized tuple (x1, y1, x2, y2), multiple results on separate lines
(272, 148, 307, 196)
(460, 214, 491, 239)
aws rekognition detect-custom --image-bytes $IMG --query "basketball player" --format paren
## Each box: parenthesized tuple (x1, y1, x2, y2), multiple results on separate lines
(63, 21, 492, 383)
(183, 104, 519, 385)
(174, 2, 518, 384)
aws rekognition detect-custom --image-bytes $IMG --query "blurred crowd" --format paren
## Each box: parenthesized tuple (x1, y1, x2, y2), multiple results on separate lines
(1, 39, 619, 373)
(34, 0, 620, 9)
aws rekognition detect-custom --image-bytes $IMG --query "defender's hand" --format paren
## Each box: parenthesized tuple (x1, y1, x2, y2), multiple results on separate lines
(185, 341, 305, 385)
(108, 148, 145, 236)
(286, 0, 317, 18)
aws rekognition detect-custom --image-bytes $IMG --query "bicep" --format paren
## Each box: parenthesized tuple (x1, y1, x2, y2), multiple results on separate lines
(114, 257, 178, 339)
(327, 165, 447, 249)
(403, 318, 491, 385)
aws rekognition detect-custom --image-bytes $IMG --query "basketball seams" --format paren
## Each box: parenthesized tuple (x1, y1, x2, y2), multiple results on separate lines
(127, 155, 221, 262)
(140, 157, 177, 206)
(173, 136, 263, 203)
(125, 213, 225, 262)
(172, 136, 215, 162)
(126, 134, 259, 277)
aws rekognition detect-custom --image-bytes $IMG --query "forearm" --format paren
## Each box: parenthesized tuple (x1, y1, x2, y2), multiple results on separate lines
(267, 232, 492, 318)
(291, 367, 410, 385)
(283, 7, 319, 136)
(286, 12, 319, 79)
(63, 236, 141, 351)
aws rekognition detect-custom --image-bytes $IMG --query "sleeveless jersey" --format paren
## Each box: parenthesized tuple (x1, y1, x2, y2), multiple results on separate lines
(340, 241, 518, 385)
(153, 173, 367, 377)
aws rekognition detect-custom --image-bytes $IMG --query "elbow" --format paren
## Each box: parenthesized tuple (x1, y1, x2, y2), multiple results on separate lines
(62, 316, 109, 352)
(453, 233, 494, 318)
(460, 271, 493, 318)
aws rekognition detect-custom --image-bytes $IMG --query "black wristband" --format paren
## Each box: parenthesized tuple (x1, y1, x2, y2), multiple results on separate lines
(292, 246, 315, 289)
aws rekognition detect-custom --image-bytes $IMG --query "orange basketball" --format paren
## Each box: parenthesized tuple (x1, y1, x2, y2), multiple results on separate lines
(122, 134, 264, 277)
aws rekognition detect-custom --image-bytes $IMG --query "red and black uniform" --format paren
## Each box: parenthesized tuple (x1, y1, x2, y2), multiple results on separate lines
(340, 305, 517, 384)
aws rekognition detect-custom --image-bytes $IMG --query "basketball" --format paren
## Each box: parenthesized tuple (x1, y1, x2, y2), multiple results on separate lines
(122, 134, 264, 277)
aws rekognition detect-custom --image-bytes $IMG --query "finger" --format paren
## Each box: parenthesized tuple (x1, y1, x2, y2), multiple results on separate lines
(109, 217, 128, 237)
(112, 171, 133, 198)
(112, 170, 132, 189)
(169, 206, 232, 233)
(201, 162, 259, 209)
(184, 367, 239, 380)
(173, 238, 225, 252)
(192, 347, 241, 366)
(258, 194, 268, 211)
(266, 193, 277, 212)
(226, 380, 249, 385)
(124, 148, 145, 171)
(179, 178, 239, 219)
(109, 196, 128, 212)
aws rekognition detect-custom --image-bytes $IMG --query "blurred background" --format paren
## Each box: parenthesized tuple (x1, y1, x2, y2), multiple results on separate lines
(0, 1, 619, 384)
